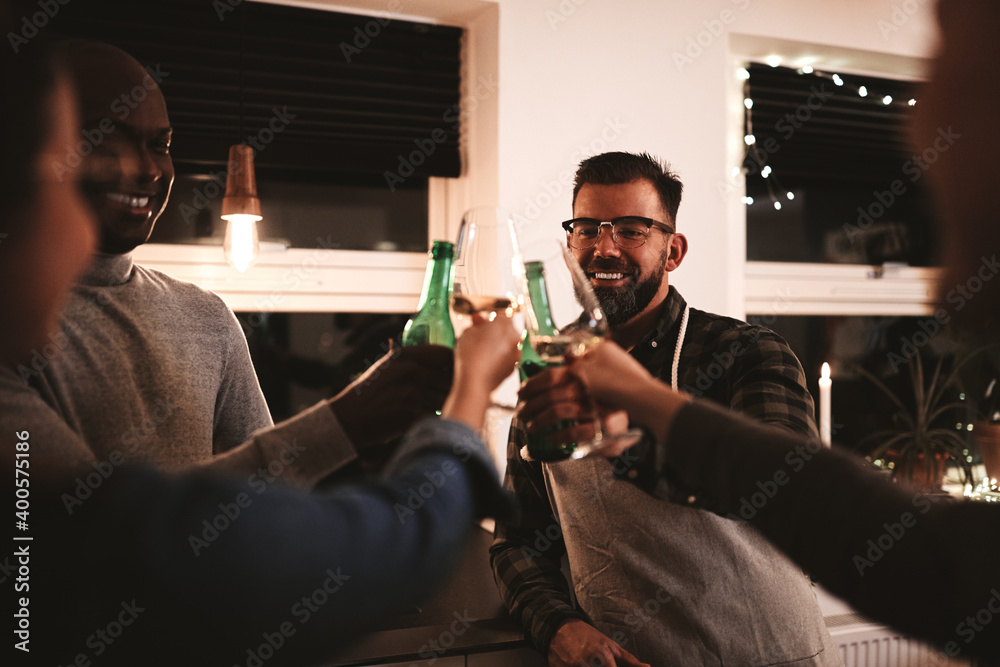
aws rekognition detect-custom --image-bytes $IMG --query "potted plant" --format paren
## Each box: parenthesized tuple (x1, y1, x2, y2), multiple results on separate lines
(857, 348, 979, 492)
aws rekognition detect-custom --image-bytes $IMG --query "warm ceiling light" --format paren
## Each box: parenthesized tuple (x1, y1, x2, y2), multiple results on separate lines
(221, 145, 261, 273)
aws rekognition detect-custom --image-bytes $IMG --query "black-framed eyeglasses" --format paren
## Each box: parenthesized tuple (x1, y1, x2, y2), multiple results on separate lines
(561, 216, 675, 250)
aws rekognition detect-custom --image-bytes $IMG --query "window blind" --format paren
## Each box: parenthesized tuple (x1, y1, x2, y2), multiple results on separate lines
(51, 0, 462, 182)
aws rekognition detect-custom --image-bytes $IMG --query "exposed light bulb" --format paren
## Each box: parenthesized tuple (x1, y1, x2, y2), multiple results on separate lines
(801, 65, 814, 74)
(765, 55, 782, 68)
(744, 97, 753, 109)
(786, 191, 795, 200)
(742, 196, 754, 205)
(908, 98, 917, 106)
(858, 86, 868, 97)
(882, 95, 892, 105)
(744, 134, 756, 145)
(832, 74, 843, 86)
(737, 67, 750, 80)
(223, 214, 260, 273)
(773, 201, 782, 210)
(761, 165, 772, 178)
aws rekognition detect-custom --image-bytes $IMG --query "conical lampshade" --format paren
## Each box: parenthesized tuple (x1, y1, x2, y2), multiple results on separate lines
(222, 144, 261, 272)
(221, 144, 262, 221)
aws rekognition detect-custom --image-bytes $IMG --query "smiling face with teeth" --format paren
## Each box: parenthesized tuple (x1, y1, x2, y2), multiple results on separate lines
(570, 178, 687, 330)
(67, 43, 174, 255)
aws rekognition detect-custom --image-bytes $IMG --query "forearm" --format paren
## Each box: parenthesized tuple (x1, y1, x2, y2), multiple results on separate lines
(191, 401, 358, 488)
(490, 429, 583, 652)
(663, 399, 1000, 655)
(38, 420, 508, 666)
(489, 542, 586, 651)
(617, 373, 689, 446)
(441, 375, 492, 431)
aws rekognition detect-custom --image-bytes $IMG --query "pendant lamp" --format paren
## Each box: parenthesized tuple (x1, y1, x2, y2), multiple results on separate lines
(222, 4, 260, 272)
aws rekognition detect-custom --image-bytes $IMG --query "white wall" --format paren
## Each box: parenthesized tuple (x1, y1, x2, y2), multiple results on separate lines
(494, 0, 938, 316)
(275, 0, 938, 316)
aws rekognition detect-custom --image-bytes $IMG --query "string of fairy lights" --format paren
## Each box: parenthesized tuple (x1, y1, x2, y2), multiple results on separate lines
(738, 58, 918, 211)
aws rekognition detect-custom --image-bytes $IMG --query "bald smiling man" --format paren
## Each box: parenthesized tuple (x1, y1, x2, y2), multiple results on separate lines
(0, 41, 458, 493)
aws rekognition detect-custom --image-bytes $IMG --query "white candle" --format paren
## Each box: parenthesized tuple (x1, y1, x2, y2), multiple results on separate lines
(819, 362, 832, 447)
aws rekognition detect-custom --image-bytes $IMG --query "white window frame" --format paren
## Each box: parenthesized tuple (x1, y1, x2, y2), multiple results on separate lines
(727, 35, 938, 320)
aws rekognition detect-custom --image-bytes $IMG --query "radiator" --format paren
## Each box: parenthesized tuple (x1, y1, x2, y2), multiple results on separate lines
(826, 612, 973, 667)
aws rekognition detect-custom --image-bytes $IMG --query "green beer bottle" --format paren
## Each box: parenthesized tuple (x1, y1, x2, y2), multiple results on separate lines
(520, 261, 576, 461)
(401, 240, 456, 348)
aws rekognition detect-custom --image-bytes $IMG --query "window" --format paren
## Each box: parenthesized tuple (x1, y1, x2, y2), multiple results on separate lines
(742, 63, 935, 267)
(51, 0, 476, 312)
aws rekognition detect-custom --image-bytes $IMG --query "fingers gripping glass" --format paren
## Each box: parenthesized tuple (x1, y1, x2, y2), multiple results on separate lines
(562, 216, 675, 250)
(518, 240, 643, 461)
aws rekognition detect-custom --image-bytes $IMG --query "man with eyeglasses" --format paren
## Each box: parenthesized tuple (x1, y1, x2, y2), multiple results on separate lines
(491, 152, 841, 666)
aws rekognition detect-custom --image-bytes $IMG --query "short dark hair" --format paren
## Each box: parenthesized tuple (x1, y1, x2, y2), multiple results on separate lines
(572, 152, 683, 226)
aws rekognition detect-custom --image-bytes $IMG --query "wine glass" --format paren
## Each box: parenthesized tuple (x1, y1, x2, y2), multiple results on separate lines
(519, 237, 643, 461)
(451, 206, 525, 329)
(451, 206, 525, 416)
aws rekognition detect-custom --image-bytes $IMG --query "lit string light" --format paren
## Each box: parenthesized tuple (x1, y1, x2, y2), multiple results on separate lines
(739, 61, 919, 211)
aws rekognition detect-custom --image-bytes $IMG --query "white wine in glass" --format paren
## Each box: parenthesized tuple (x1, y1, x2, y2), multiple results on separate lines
(451, 207, 524, 326)
(520, 239, 641, 460)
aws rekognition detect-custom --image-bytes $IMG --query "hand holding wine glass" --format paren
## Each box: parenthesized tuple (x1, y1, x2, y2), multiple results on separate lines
(517, 238, 642, 461)
(451, 207, 523, 327)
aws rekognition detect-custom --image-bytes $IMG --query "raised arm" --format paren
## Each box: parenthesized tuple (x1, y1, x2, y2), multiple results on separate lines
(553, 341, 1000, 659)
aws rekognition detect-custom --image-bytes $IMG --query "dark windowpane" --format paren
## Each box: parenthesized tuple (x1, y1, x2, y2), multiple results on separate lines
(236, 312, 410, 422)
(753, 314, 997, 470)
(744, 64, 937, 266)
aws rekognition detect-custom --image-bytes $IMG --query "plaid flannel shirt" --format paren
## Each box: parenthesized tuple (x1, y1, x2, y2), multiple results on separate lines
(489, 286, 818, 653)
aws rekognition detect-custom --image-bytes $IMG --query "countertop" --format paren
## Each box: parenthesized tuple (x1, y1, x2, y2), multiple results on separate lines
(322, 523, 533, 665)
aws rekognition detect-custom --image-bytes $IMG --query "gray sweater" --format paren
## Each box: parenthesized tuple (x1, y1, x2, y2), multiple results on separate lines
(5, 252, 356, 487)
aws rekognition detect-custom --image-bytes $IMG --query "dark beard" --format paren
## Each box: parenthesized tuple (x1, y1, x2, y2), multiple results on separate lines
(584, 249, 668, 326)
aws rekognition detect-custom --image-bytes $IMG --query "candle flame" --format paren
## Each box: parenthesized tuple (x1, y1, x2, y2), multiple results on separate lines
(821, 362, 831, 380)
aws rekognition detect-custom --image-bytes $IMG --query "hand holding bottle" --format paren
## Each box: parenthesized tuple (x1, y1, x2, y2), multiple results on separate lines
(327, 344, 454, 448)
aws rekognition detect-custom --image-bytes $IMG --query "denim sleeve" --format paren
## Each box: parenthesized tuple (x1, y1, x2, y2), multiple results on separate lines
(32, 417, 512, 666)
